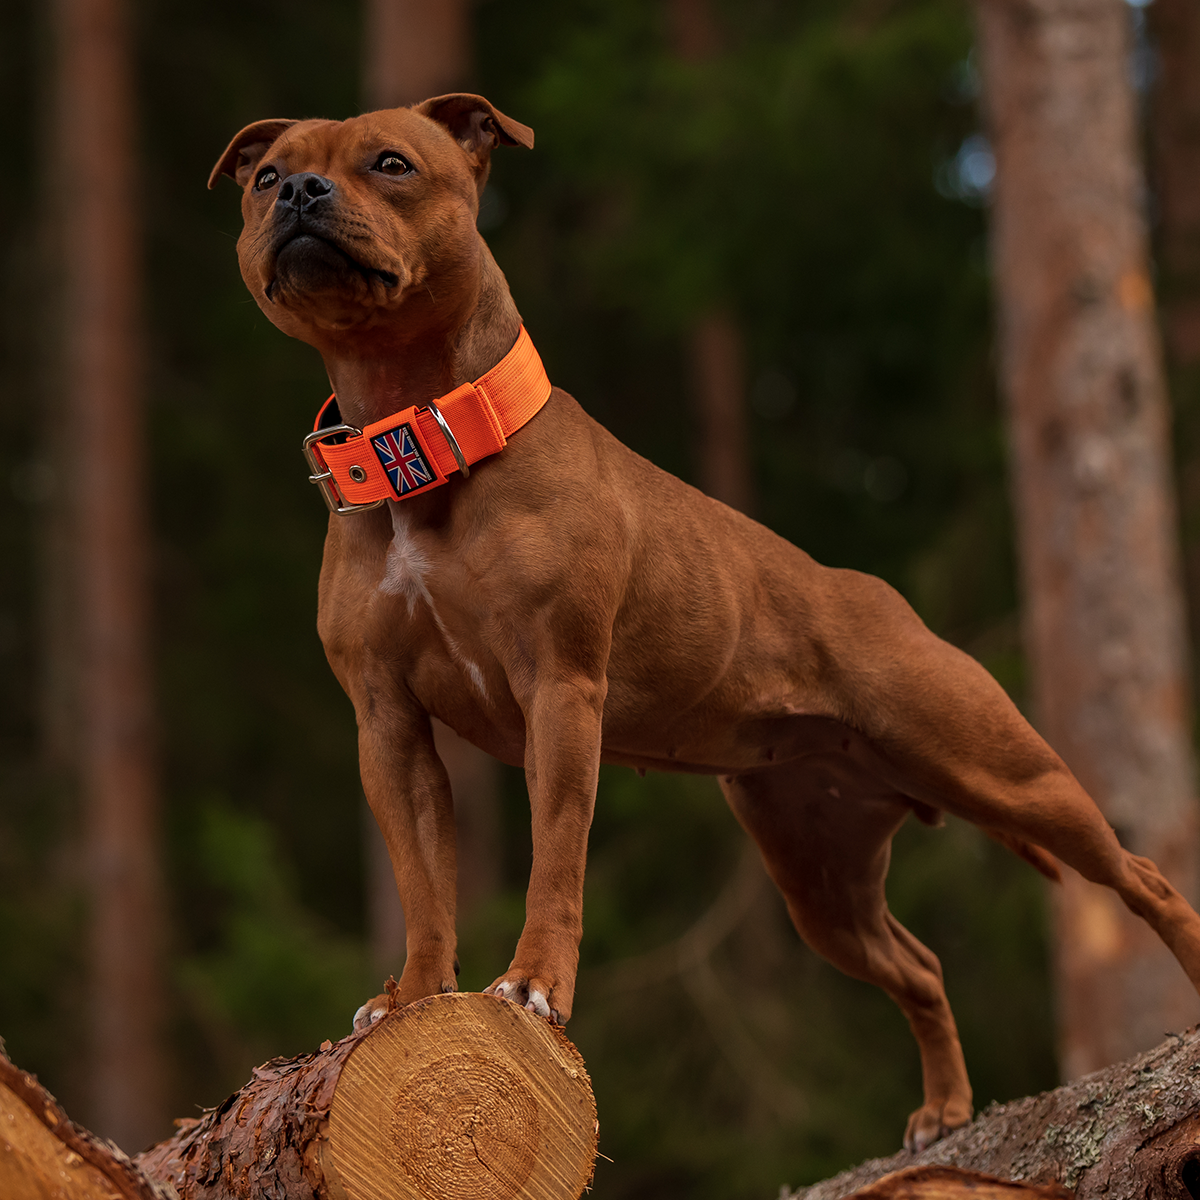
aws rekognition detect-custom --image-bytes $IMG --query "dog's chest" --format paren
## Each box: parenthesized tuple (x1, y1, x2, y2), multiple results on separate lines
(376, 503, 491, 704)
(379, 504, 435, 614)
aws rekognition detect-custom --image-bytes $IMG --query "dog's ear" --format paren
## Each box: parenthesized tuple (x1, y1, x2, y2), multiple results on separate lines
(208, 119, 299, 190)
(415, 94, 534, 188)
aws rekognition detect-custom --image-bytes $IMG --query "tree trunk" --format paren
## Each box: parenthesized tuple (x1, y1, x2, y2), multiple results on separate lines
(359, 0, 501, 982)
(54, 0, 167, 1149)
(363, 0, 470, 109)
(1148, 0, 1200, 688)
(974, 0, 1200, 1080)
(689, 309, 756, 516)
(1149, 0, 1200, 371)
(785, 1024, 1200, 1200)
(665, 0, 756, 520)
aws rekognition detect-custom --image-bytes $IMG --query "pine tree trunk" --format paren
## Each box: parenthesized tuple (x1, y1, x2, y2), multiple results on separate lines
(1149, 0, 1200, 688)
(690, 309, 755, 516)
(974, 0, 1200, 1080)
(358, 0, 502, 980)
(54, 0, 167, 1149)
(1150, 0, 1200, 371)
(665, 0, 756, 520)
(362, 0, 470, 109)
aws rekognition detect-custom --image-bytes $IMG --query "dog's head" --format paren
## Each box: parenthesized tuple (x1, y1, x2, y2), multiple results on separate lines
(210, 95, 533, 346)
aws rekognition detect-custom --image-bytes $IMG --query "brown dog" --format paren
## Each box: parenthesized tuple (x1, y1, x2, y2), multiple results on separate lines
(210, 94, 1200, 1150)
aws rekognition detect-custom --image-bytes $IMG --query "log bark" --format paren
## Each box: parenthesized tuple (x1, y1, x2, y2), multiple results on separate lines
(136, 990, 597, 1200)
(0, 1039, 170, 1200)
(2, 994, 596, 1200)
(784, 1024, 1200, 1200)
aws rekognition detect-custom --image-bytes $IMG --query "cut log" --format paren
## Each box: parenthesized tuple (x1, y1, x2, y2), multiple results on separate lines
(0, 1038, 170, 1200)
(1, 992, 597, 1200)
(832, 1166, 1072, 1200)
(784, 1025, 1200, 1200)
(136, 990, 598, 1200)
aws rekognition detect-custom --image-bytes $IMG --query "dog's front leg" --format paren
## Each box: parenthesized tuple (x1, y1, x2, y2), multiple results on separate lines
(353, 699, 460, 1028)
(486, 674, 607, 1024)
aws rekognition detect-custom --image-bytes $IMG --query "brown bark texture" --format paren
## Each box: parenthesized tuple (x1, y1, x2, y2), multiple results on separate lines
(0, 1039, 171, 1200)
(54, 0, 167, 1150)
(839, 1167, 1071, 1200)
(785, 1025, 1200, 1200)
(135, 991, 598, 1200)
(975, 0, 1200, 1079)
(1150, 0, 1200, 368)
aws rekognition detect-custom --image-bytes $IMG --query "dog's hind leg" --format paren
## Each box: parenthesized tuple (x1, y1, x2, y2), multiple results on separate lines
(964, 767, 1200, 993)
(821, 572, 1200, 1002)
(720, 762, 971, 1151)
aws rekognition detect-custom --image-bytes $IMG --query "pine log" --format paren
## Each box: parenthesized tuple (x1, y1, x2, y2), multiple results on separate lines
(824, 1166, 1072, 1200)
(785, 1025, 1200, 1200)
(136, 990, 598, 1200)
(0, 1038, 170, 1200)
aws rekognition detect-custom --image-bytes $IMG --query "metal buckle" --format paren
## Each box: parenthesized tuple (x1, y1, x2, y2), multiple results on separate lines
(302, 424, 387, 516)
(422, 400, 470, 479)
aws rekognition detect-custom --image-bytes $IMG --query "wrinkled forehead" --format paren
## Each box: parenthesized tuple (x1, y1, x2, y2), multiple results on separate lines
(270, 109, 462, 175)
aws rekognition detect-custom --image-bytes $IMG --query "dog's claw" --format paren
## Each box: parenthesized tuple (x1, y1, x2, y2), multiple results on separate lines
(353, 1001, 387, 1032)
(484, 976, 564, 1022)
(525, 989, 551, 1019)
(902, 1099, 971, 1152)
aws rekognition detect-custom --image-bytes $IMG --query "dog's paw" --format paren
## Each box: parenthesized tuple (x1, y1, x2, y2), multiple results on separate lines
(353, 995, 390, 1032)
(484, 974, 566, 1024)
(352, 965, 459, 1033)
(903, 1097, 972, 1153)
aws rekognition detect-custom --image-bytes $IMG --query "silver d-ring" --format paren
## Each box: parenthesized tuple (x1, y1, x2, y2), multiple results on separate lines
(424, 400, 470, 479)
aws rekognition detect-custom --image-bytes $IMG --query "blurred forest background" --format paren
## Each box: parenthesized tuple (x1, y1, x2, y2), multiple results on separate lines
(1, 0, 1199, 1197)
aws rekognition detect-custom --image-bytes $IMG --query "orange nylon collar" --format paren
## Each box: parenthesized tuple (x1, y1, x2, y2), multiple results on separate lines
(303, 326, 551, 514)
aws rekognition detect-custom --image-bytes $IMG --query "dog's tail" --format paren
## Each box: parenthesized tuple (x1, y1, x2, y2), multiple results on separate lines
(983, 827, 1062, 882)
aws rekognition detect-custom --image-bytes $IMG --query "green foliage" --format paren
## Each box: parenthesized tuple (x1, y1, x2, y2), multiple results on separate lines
(175, 800, 372, 1099)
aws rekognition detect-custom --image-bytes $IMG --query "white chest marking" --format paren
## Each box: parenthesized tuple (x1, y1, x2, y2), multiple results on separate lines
(380, 503, 433, 615)
(379, 502, 490, 703)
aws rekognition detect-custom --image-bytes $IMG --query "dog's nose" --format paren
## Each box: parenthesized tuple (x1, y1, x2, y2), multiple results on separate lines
(276, 172, 335, 211)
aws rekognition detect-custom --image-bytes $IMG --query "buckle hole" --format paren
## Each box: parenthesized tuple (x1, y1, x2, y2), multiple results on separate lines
(348, 465, 367, 483)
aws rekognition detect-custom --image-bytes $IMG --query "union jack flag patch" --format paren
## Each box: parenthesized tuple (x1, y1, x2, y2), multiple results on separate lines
(370, 423, 437, 497)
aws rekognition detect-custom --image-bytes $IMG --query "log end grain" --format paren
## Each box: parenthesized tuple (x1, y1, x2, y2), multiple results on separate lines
(326, 992, 597, 1200)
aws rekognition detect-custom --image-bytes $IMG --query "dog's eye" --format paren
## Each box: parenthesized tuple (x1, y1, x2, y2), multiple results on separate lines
(374, 152, 413, 176)
(254, 167, 279, 191)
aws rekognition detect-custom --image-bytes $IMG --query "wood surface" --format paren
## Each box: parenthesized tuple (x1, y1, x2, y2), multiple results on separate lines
(785, 1025, 1200, 1200)
(0, 1041, 169, 1200)
(136, 989, 598, 1200)
(843, 1166, 1072, 1200)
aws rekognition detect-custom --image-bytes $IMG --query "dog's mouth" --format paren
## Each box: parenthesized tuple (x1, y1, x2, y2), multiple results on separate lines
(266, 231, 400, 301)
